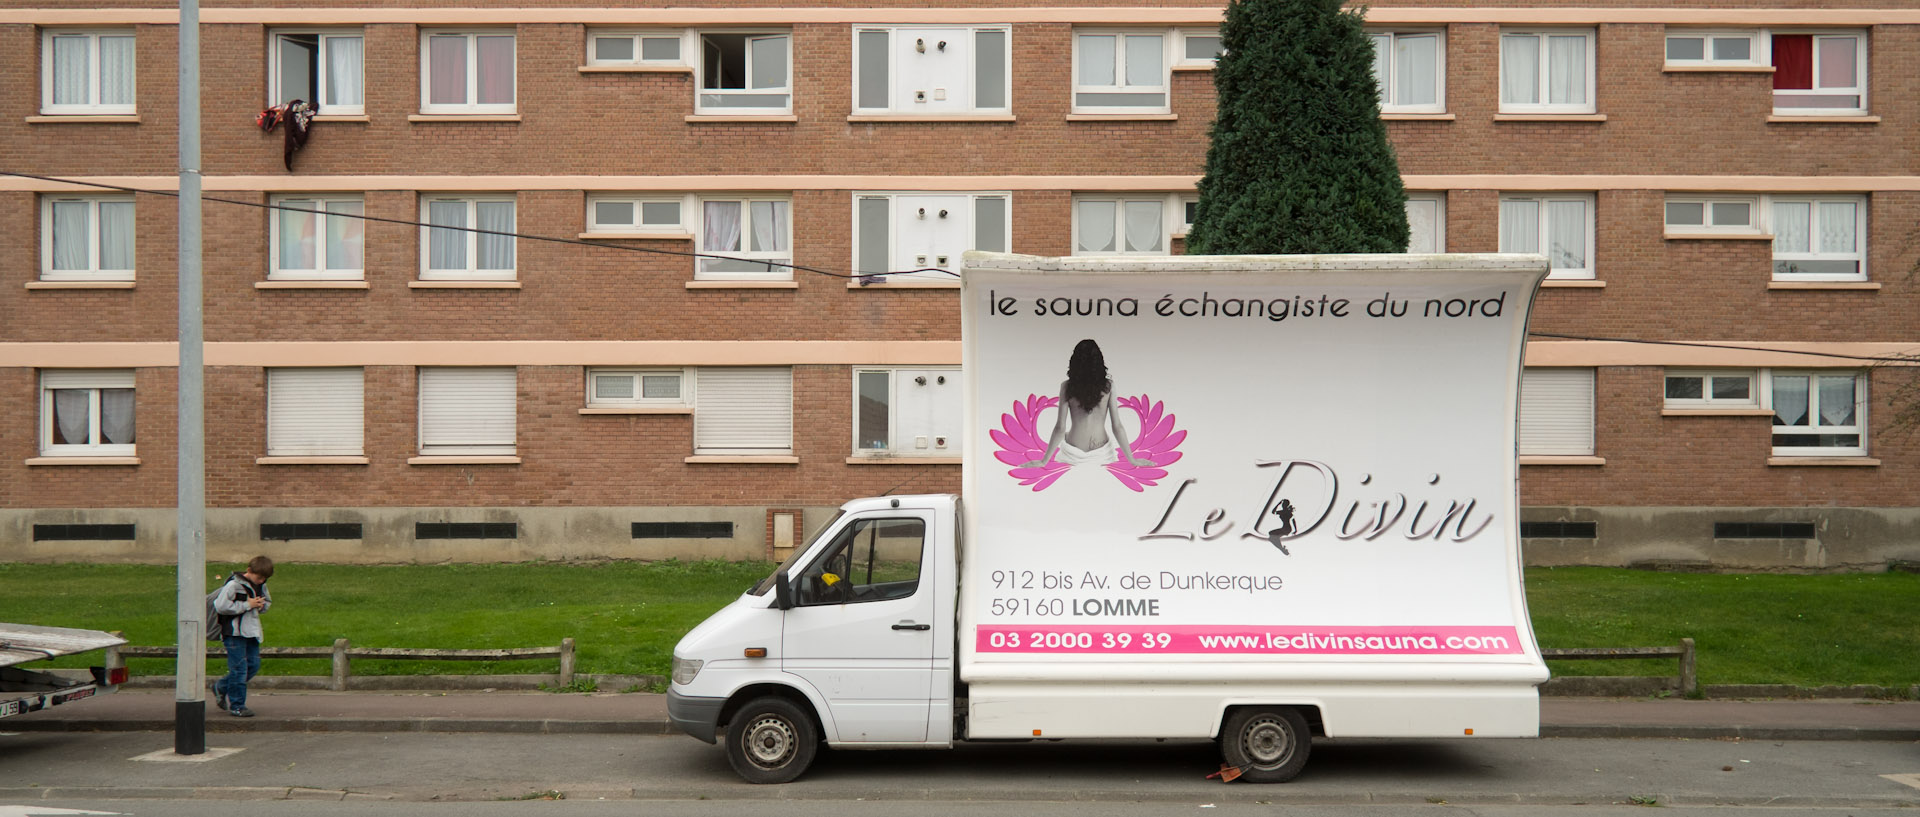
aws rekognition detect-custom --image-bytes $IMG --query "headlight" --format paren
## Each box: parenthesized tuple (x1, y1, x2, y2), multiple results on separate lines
(671, 656, 704, 686)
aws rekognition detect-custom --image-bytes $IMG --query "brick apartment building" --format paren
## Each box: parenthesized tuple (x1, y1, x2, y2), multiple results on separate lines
(2, 2, 1916, 569)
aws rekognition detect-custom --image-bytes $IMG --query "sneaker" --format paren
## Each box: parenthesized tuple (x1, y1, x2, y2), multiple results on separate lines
(211, 683, 228, 712)
(229, 706, 255, 718)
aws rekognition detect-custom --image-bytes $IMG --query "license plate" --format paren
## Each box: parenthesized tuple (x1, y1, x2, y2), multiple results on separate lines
(0, 699, 21, 717)
(52, 687, 95, 705)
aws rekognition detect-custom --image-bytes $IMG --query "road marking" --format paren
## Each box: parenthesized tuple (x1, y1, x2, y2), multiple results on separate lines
(0, 807, 125, 816)
(130, 746, 246, 762)
(1882, 773, 1920, 790)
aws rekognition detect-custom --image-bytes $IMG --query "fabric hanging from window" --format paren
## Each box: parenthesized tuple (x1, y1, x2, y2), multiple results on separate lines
(1547, 36, 1585, 104)
(1499, 200, 1538, 253)
(1771, 34, 1812, 89)
(1500, 35, 1538, 104)
(279, 201, 317, 270)
(1124, 35, 1162, 87)
(703, 201, 742, 251)
(1818, 376, 1854, 426)
(51, 201, 89, 270)
(53, 390, 91, 445)
(1405, 200, 1438, 253)
(1546, 200, 1585, 271)
(477, 36, 514, 104)
(100, 389, 135, 444)
(749, 200, 787, 253)
(1816, 37, 1856, 88)
(98, 201, 134, 271)
(1773, 375, 1809, 426)
(476, 201, 514, 270)
(1771, 201, 1810, 253)
(327, 36, 365, 107)
(1816, 202, 1855, 253)
(1078, 35, 1115, 86)
(428, 201, 467, 269)
(1397, 35, 1437, 106)
(99, 36, 135, 105)
(1076, 201, 1116, 253)
(429, 36, 467, 104)
(1123, 201, 1162, 252)
(327, 201, 364, 270)
(52, 36, 88, 105)
(1370, 35, 1390, 99)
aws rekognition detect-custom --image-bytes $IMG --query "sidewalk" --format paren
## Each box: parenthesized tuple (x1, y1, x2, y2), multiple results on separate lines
(9, 689, 1919, 741)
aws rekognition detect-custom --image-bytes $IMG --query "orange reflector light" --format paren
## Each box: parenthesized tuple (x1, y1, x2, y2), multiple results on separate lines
(1032, 729, 1042, 736)
(744, 648, 768, 658)
(108, 667, 129, 685)
(1464, 728, 1474, 736)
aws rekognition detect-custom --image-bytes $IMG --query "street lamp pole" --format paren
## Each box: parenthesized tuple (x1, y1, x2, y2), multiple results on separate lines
(175, 0, 207, 755)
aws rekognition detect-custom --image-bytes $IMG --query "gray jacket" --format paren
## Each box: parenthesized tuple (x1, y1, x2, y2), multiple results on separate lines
(213, 573, 272, 640)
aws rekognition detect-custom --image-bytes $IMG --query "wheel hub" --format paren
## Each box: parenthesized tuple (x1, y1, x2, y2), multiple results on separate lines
(1242, 717, 1293, 766)
(745, 716, 796, 767)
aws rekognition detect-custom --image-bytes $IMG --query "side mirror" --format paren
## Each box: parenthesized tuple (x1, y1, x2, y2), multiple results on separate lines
(774, 570, 795, 610)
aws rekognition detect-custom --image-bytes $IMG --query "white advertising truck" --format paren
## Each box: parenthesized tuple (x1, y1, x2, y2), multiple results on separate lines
(668, 252, 1552, 783)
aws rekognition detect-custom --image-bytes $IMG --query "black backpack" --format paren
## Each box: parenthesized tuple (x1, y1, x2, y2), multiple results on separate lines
(204, 573, 241, 641)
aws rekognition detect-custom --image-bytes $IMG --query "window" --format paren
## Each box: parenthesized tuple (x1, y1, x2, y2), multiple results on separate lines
(694, 367, 792, 455)
(854, 368, 962, 456)
(1769, 196, 1865, 280)
(1664, 370, 1757, 409)
(1370, 30, 1444, 113)
(41, 29, 135, 115)
(1499, 194, 1593, 279)
(1073, 196, 1172, 255)
(271, 196, 365, 280)
(1663, 196, 1759, 235)
(271, 31, 364, 115)
(421, 196, 515, 280)
(697, 32, 790, 113)
(1175, 29, 1222, 67)
(587, 30, 687, 66)
(1073, 31, 1167, 113)
(1519, 368, 1594, 456)
(587, 195, 689, 234)
(1772, 32, 1865, 115)
(854, 193, 1008, 282)
(1406, 193, 1445, 253)
(1499, 29, 1594, 114)
(418, 367, 515, 456)
(421, 30, 515, 114)
(40, 370, 135, 457)
(1664, 30, 1760, 68)
(587, 368, 689, 407)
(795, 517, 925, 606)
(696, 197, 791, 280)
(1179, 197, 1198, 234)
(1770, 371, 1864, 456)
(41, 195, 134, 281)
(266, 368, 364, 456)
(853, 27, 1009, 115)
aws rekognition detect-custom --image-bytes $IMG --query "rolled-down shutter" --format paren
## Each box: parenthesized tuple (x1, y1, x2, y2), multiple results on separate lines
(267, 368, 364, 456)
(419, 367, 516, 455)
(1519, 368, 1595, 456)
(694, 367, 792, 454)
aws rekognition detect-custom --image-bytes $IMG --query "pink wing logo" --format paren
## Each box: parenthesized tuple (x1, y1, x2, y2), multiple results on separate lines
(1105, 395, 1185, 492)
(990, 395, 1072, 491)
(991, 393, 1185, 493)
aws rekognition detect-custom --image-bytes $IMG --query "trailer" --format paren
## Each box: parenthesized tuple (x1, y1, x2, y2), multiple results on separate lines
(1, 623, 129, 719)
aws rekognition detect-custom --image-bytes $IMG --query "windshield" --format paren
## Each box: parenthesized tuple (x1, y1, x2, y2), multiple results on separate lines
(750, 510, 844, 595)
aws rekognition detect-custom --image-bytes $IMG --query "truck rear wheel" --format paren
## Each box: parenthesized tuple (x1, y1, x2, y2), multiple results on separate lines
(725, 696, 818, 784)
(1220, 707, 1311, 783)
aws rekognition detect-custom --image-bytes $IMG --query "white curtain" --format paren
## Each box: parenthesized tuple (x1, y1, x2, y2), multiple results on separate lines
(1370, 35, 1390, 101)
(1546, 200, 1586, 272)
(51, 201, 89, 270)
(99, 35, 135, 105)
(52, 36, 87, 105)
(1499, 200, 1538, 253)
(1076, 201, 1116, 253)
(749, 200, 788, 253)
(1397, 35, 1437, 106)
(1816, 201, 1856, 253)
(429, 36, 467, 105)
(279, 200, 317, 270)
(1078, 35, 1116, 86)
(477, 35, 514, 105)
(98, 201, 134, 271)
(327, 200, 364, 271)
(326, 36, 364, 107)
(1772, 201, 1810, 253)
(1816, 37, 1856, 88)
(1405, 199, 1438, 253)
(476, 201, 514, 270)
(53, 390, 90, 444)
(1547, 36, 1586, 105)
(1772, 375, 1808, 426)
(1500, 35, 1538, 105)
(428, 200, 466, 270)
(703, 201, 742, 251)
(100, 389, 135, 444)
(1124, 201, 1162, 252)
(1818, 376, 1855, 426)
(1124, 35, 1162, 87)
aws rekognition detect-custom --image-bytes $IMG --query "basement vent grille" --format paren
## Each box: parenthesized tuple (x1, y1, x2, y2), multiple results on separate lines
(1519, 521, 1598, 539)
(32, 523, 136, 541)
(1714, 522, 1816, 539)
(633, 522, 735, 539)
(261, 523, 364, 541)
(415, 522, 519, 540)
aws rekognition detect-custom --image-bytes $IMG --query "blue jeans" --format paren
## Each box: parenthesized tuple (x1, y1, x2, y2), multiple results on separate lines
(215, 635, 261, 710)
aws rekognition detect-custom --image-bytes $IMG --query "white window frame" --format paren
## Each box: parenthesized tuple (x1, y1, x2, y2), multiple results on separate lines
(266, 367, 365, 457)
(1765, 369, 1866, 457)
(1174, 28, 1222, 68)
(694, 30, 792, 115)
(1498, 28, 1596, 114)
(1770, 30, 1867, 116)
(1499, 193, 1595, 280)
(1663, 29, 1763, 68)
(694, 196, 793, 281)
(692, 367, 794, 456)
(417, 367, 517, 456)
(1369, 29, 1446, 114)
(270, 194, 366, 281)
(1766, 194, 1866, 281)
(1519, 368, 1595, 457)
(269, 29, 365, 115)
(586, 368, 692, 408)
(39, 370, 136, 457)
(40, 194, 135, 282)
(851, 191, 1012, 282)
(1071, 30, 1170, 114)
(1071, 194, 1181, 256)
(1662, 195, 1761, 236)
(419, 29, 517, 115)
(851, 367, 962, 457)
(586, 193, 693, 235)
(40, 29, 136, 115)
(585, 29, 691, 67)
(419, 195, 517, 281)
(1663, 369, 1759, 410)
(850, 26, 1013, 115)
(1178, 195, 1198, 235)
(1405, 192, 1446, 253)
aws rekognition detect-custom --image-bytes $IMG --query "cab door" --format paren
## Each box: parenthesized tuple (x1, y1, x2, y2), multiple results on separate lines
(782, 513, 936, 743)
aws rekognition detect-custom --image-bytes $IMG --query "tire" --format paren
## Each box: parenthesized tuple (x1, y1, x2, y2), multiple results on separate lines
(1220, 707, 1311, 783)
(724, 696, 819, 784)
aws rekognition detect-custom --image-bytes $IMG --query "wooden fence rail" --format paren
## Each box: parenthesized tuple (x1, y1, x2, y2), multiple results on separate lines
(1542, 638, 1696, 695)
(110, 638, 575, 692)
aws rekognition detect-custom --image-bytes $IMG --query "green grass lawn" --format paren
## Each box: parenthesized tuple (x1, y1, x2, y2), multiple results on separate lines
(3, 562, 1915, 687)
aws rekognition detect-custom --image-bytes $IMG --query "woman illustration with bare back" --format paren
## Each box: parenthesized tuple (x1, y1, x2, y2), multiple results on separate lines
(1023, 339, 1154, 469)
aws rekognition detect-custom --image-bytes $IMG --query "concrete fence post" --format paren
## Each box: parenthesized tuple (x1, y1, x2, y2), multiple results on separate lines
(331, 638, 350, 691)
(106, 631, 125, 681)
(559, 638, 575, 687)
(1679, 637, 1697, 696)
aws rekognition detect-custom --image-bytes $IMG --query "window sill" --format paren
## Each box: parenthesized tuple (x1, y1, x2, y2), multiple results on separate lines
(25, 114, 140, 124)
(578, 64, 693, 73)
(1171, 64, 1214, 72)
(578, 231, 695, 241)
(1661, 408, 1771, 417)
(579, 406, 694, 415)
(25, 280, 136, 289)
(1664, 232, 1773, 241)
(1767, 281, 1879, 291)
(1663, 65, 1774, 74)
(255, 456, 369, 465)
(1382, 112, 1455, 121)
(407, 456, 522, 465)
(1766, 115, 1878, 124)
(408, 114, 522, 123)
(1540, 279, 1605, 288)
(312, 114, 370, 123)
(1767, 456, 1879, 467)
(257, 280, 370, 289)
(1065, 113, 1177, 121)
(847, 279, 960, 289)
(26, 456, 140, 466)
(685, 455, 799, 464)
(846, 114, 1016, 123)
(1518, 455, 1605, 466)
(686, 280, 798, 289)
(1493, 113, 1607, 122)
(409, 280, 522, 289)
(845, 456, 962, 465)
(685, 114, 797, 123)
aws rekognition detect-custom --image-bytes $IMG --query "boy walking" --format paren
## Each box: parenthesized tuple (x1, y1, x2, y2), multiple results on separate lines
(211, 556, 274, 717)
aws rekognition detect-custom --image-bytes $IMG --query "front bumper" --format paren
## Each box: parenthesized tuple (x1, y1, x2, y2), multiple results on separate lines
(666, 687, 725, 744)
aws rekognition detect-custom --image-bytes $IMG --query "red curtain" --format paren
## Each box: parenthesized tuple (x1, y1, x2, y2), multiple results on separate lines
(1772, 35, 1813, 90)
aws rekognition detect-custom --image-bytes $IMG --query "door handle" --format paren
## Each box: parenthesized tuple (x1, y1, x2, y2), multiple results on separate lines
(892, 622, 932, 631)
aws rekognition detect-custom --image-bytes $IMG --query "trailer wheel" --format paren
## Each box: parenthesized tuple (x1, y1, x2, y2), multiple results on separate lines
(725, 696, 818, 784)
(1220, 707, 1311, 783)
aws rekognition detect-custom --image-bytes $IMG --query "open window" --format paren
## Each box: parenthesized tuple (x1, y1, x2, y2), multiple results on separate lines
(795, 517, 926, 606)
(697, 32, 791, 114)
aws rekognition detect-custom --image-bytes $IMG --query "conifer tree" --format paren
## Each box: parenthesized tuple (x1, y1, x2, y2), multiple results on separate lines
(1185, 0, 1410, 255)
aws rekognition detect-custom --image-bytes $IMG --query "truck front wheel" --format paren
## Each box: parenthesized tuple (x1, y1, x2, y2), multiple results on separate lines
(1220, 707, 1311, 783)
(725, 696, 818, 784)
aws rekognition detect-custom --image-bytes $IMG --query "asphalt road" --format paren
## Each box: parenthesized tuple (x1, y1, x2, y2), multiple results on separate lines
(5, 803, 1919, 817)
